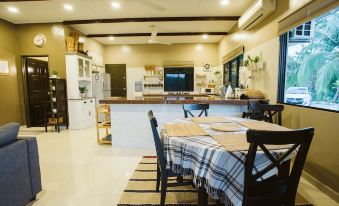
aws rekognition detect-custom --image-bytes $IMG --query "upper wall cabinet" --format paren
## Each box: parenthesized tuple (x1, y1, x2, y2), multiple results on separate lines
(65, 53, 93, 99)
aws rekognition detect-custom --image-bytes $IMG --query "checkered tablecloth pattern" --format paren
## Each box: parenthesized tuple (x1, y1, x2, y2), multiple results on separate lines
(162, 117, 294, 206)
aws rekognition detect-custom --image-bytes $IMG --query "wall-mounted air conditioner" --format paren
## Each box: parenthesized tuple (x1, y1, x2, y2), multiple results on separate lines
(238, 0, 276, 31)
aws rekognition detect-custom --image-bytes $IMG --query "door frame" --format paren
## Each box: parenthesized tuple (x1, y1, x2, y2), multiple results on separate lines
(21, 55, 49, 127)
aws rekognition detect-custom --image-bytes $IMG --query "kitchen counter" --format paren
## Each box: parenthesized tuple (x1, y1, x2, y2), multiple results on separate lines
(99, 96, 262, 105)
(100, 95, 262, 149)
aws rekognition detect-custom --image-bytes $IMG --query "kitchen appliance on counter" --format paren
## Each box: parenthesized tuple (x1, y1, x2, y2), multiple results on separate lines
(92, 73, 111, 105)
(200, 88, 215, 95)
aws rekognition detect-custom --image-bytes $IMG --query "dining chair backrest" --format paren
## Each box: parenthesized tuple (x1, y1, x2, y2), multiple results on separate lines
(243, 128, 314, 206)
(243, 100, 269, 119)
(252, 104, 284, 125)
(148, 110, 166, 172)
(183, 104, 209, 118)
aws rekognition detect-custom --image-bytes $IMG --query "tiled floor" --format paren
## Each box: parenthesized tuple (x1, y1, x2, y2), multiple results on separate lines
(23, 126, 338, 206)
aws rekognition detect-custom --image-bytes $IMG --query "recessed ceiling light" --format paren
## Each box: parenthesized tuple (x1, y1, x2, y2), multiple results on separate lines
(64, 4, 73, 11)
(202, 34, 209, 39)
(108, 36, 115, 41)
(7, 7, 19, 13)
(111, 2, 121, 9)
(220, 0, 230, 6)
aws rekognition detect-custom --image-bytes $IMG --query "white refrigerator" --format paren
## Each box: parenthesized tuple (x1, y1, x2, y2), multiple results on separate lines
(92, 73, 111, 105)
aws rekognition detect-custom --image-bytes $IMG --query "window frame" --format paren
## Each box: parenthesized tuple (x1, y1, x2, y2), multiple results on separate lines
(223, 54, 243, 89)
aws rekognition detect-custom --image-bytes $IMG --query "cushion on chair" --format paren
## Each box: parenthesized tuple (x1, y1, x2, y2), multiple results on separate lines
(0, 122, 20, 147)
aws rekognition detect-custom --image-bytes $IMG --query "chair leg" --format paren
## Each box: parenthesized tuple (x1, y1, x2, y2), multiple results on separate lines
(176, 175, 183, 183)
(160, 174, 168, 206)
(156, 164, 161, 192)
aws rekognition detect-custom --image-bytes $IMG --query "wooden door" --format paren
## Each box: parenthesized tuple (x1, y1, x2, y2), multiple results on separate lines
(25, 58, 50, 127)
(105, 64, 127, 97)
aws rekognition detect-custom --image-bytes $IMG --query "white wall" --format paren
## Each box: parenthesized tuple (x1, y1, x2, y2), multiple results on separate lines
(126, 66, 223, 98)
(244, 37, 280, 102)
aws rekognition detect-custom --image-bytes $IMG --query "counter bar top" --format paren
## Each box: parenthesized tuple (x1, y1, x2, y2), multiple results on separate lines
(99, 96, 263, 105)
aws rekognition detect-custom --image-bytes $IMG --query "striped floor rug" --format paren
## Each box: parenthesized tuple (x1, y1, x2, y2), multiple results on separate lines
(118, 157, 313, 206)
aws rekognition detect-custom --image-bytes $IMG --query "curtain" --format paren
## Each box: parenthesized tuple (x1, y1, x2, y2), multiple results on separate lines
(277, 33, 288, 103)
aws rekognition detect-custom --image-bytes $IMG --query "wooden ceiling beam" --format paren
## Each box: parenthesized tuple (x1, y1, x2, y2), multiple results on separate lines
(87, 32, 228, 38)
(0, 0, 49, 2)
(64, 16, 239, 25)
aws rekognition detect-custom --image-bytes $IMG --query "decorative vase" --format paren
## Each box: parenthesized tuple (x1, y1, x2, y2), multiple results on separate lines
(255, 61, 265, 70)
(80, 93, 87, 98)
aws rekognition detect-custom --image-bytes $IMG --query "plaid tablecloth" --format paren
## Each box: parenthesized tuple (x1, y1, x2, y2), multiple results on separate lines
(162, 117, 294, 206)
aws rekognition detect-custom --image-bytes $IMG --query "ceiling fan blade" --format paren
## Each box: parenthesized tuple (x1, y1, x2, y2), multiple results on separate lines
(139, 0, 166, 11)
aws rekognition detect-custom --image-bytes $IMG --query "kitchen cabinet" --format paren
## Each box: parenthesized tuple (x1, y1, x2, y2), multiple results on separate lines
(65, 53, 93, 99)
(66, 53, 95, 129)
(68, 98, 96, 129)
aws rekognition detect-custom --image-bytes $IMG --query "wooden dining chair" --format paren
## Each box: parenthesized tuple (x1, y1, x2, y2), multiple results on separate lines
(183, 104, 209, 118)
(242, 100, 269, 119)
(148, 110, 193, 206)
(243, 128, 314, 206)
(251, 104, 284, 125)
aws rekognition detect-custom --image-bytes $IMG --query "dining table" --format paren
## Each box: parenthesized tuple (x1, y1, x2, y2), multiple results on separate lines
(161, 116, 294, 206)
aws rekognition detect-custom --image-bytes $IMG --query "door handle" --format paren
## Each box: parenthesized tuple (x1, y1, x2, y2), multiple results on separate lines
(123, 88, 126, 91)
(122, 76, 126, 79)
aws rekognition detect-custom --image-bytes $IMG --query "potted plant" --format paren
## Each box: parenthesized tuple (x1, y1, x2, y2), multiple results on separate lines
(50, 70, 58, 78)
(243, 55, 264, 71)
(79, 86, 87, 98)
(253, 56, 264, 69)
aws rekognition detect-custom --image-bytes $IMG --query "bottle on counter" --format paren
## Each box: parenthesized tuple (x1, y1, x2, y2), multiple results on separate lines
(225, 84, 233, 99)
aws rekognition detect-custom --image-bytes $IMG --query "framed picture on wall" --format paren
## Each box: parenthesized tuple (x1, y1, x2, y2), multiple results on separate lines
(0, 60, 10, 75)
(203, 62, 212, 72)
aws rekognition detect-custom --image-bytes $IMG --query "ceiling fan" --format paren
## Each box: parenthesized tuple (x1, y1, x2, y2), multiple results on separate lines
(148, 25, 172, 45)
(124, 0, 166, 11)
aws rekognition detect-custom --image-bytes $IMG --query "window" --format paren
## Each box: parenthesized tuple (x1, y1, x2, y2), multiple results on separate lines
(288, 21, 314, 43)
(279, 7, 339, 112)
(0, 60, 9, 75)
(223, 54, 243, 89)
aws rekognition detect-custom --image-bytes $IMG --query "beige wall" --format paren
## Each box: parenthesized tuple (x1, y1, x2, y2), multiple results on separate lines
(218, 0, 339, 193)
(104, 43, 219, 67)
(104, 43, 221, 97)
(0, 22, 104, 125)
(0, 20, 22, 125)
(16, 23, 68, 78)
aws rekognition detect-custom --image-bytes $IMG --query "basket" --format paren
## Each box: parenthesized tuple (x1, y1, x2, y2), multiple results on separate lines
(65, 37, 74, 52)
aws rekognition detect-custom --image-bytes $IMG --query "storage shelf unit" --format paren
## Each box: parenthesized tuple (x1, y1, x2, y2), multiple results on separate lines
(195, 73, 207, 88)
(96, 105, 111, 145)
(65, 53, 96, 129)
(45, 78, 69, 132)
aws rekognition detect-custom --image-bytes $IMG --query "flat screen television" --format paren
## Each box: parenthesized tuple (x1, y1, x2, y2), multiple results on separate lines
(164, 67, 194, 92)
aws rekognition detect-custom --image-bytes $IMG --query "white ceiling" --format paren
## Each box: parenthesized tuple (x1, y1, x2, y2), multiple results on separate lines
(0, 0, 255, 45)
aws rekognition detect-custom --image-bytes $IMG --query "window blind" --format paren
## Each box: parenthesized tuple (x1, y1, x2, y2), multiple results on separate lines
(222, 46, 244, 64)
(278, 0, 338, 35)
